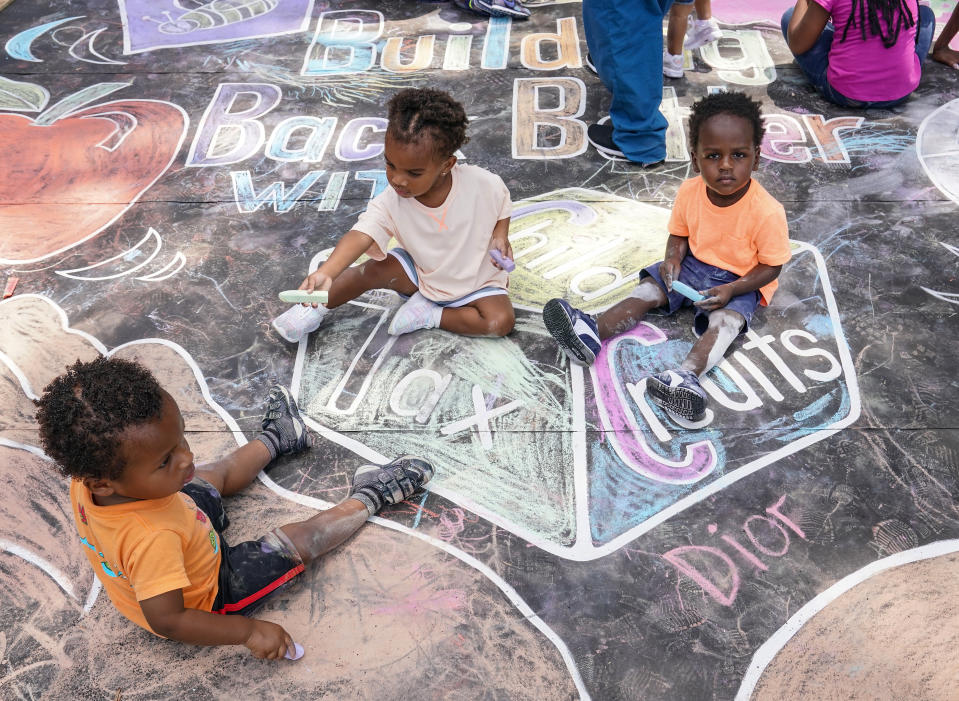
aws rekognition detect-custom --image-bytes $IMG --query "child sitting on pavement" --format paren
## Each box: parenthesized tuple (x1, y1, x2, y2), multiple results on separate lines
(36, 356, 433, 660)
(543, 91, 791, 422)
(274, 87, 515, 342)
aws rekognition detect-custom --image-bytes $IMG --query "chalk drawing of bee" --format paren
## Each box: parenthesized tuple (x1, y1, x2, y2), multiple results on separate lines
(143, 0, 278, 35)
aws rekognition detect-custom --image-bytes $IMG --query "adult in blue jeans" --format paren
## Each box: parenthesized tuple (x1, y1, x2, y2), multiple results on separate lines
(782, 0, 934, 108)
(583, 0, 671, 167)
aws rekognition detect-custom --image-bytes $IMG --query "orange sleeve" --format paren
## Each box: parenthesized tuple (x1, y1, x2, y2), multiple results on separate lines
(754, 205, 791, 267)
(126, 530, 192, 602)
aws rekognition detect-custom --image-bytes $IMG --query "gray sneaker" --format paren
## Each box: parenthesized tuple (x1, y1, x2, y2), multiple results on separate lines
(350, 456, 435, 515)
(256, 385, 311, 460)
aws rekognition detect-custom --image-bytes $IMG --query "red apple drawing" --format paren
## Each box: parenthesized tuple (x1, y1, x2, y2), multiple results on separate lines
(0, 84, 188, 264)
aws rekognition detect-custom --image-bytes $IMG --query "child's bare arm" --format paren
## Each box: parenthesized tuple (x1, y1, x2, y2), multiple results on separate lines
(786, 0, 830, 55)
(489, 217, 512, 264)
(659, 235, 690, 288)
(696, 263, 782, 311)
(299, 229, 374, 302)
(140, 589, 293, 660)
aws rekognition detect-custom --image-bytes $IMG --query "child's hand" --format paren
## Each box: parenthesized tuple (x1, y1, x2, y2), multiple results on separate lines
(694, 285, 733, 311)
(489, 237, 513, 269)
(932, 45, 959, 70)
(659, 260, 681, 289)
(244, 619, 294, 660)
(298, 271, 333, 307)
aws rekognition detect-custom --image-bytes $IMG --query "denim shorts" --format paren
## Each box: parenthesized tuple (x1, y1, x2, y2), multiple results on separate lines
(388, 247, 508, 308)
(640, 253, 760, 337)
(182, 479, 304, 616)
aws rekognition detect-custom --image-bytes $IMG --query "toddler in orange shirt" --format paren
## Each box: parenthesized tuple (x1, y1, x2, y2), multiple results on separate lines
(36, 356, 432, 660)
(543, 92, 791, 422)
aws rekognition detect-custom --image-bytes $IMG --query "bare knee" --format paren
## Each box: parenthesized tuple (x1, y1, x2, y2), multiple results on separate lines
(483, 307, 515, 337)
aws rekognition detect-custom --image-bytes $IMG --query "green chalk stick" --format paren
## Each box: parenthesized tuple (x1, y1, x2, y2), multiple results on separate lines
(279, 290, 329, 304)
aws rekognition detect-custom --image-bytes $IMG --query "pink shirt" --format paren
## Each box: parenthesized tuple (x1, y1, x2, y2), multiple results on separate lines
(817, 0, 920, 101)
(353, 164, 512, 302)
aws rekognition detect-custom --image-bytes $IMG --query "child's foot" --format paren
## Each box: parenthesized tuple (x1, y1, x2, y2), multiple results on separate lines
(646, 369, 708, 421)
(542, 298, 601, 366)
(686, 17, 722, 49)
(272, 304, 328, 343)
(256, 385, 311, 460)
(349, 455, 435, 515)
(453, 0, 531, 18)
(663, 49, 684, 78)
(388, 292, 443, 336)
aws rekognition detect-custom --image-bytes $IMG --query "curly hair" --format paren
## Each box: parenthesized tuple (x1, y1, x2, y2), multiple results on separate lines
(35, 356, 164, 482)
(386, 87, 469, 159)
(689, 91, 765, 152)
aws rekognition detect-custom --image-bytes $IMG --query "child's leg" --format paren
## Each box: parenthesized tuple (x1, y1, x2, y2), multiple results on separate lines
(693, 0, 712, 20)
(326, 255, 418, 309)
(666, 2, 695, 56)
(440, 295, 515, 337)
(278, 456, 434, 564)
(681, 308, 744, 376)
(596, 278, 668, 339)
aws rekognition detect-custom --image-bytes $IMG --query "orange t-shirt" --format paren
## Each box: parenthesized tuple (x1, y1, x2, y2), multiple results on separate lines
(667, 176, 791, 305)
(70, 480, 221, 634)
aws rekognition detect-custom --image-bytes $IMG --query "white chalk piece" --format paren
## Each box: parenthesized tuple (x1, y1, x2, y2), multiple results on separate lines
(489, 249, 515, 272)
(279, 290, 329, 304)
(670, 280, 706, 303)
(284, 642, 304, 661)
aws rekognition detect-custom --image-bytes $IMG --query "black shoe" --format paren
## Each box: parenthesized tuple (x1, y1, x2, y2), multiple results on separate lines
(350, 456, 435, 515)
(587, 122, 666, 169)
(584, 51, 597, 74)
(256, 385, 311, 460)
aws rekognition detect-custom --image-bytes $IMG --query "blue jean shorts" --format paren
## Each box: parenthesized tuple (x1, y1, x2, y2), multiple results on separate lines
(182, 479, 304, 616)
(640, 253, 760, 337)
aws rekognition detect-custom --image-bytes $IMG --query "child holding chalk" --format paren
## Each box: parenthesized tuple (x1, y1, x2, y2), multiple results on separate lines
(543, 92, 791, 421)
(275, 88, 514, 341)
(37, 356, 433, 660)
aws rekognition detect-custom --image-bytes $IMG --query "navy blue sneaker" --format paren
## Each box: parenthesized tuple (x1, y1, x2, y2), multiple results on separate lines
(543, 298, 601, 366)
(646, 369, 708, 421)
(350, 456, 435, 516)
(256, 385, 311, 460)
(453, 0, 531, 19)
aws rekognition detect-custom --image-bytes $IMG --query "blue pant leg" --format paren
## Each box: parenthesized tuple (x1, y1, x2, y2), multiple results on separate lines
(584, 0, 670, 163)
(916, 4, 934, 62)
(782, 6, 835, 95)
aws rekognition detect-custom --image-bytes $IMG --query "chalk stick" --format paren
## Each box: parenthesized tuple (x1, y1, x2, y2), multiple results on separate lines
(279, 290, 328, 304)
(284, 642, 304, 661)
(489, 249, 515, 272)
(670, 281, 705, 302)
(3, 276, 18, 299)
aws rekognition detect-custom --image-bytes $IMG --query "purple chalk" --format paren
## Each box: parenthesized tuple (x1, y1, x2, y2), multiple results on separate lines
(284, 642, 304, 661)
(489, 249, 515, 272)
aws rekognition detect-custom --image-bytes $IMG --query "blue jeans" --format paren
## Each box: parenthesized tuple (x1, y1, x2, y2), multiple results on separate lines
(584, 0, 673, 163)
(780, 4, 934, 108)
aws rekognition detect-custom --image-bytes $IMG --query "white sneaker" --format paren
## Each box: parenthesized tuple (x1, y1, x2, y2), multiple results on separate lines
(388, 292, 443, 336)
(663, 50, 684, 78)
(686, 17, 721, 50)
(272, 304, 327, 342)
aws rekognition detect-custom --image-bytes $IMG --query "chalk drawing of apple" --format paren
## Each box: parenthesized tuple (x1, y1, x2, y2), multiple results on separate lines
(0, 77, 188, 264)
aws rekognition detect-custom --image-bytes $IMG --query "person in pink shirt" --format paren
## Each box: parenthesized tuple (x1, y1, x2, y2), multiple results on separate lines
(282, 88, 515, 339)
(782, 0, 934, 107)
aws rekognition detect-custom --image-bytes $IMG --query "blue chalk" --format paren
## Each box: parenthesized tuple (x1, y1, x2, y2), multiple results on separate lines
(670, 281, 705, 302)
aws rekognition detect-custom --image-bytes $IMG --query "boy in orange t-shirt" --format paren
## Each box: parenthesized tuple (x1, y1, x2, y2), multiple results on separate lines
(543, 91, 791, 421)
(37, 356, 433, 660)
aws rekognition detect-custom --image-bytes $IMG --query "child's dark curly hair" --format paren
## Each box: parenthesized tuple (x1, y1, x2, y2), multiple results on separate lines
(689, 91, 765, 152)
(35, 356, 164, 482)
(387, 88, 469, 159)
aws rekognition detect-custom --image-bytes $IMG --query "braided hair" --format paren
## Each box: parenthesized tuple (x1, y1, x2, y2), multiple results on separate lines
(35, 356, 164, 481)
(386, 88, 470, 159)
(689, 91, 765, 152)
(841, 0, 915, 48)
